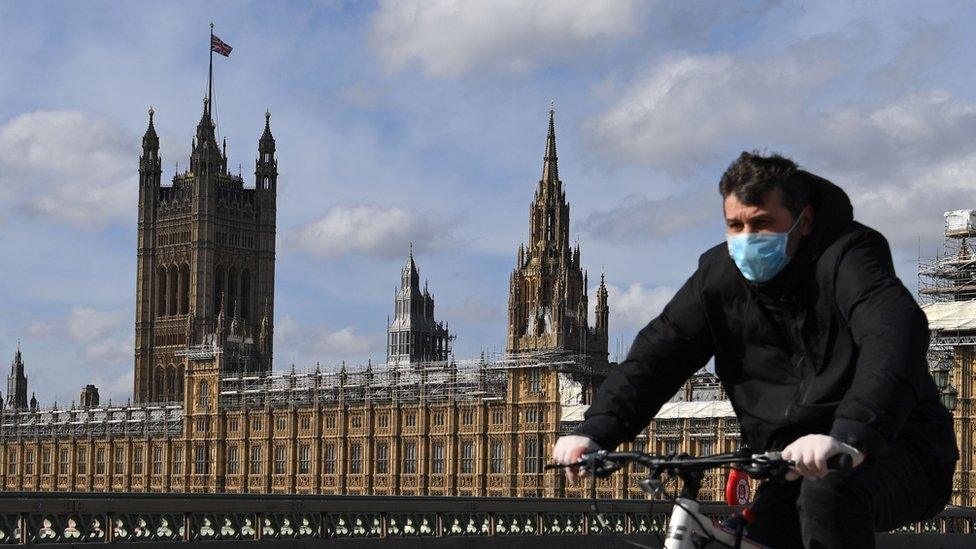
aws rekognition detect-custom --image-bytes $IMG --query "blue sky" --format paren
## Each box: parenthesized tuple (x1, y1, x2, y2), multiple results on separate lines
(2, 0, 975, 406)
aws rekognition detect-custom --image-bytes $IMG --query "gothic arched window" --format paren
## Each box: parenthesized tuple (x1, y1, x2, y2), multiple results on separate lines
(169, 265, 179, 317)
(166, 367, 176, 401)
(180, 264, 190, 314)
(241, 269, 251, 320)
(227, 268, 238, 317)
(157, 267, 168, 317)
(197, 380, 210, 408)
(175, 368, 184, 399)
(154, 367, 165, 399)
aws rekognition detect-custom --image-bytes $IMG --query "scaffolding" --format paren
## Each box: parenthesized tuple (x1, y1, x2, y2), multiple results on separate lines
(217, 349, 594, 410)
(919, 210, 976, 304)
(0, 350, 597, 434)
(0, 403, 183, 441)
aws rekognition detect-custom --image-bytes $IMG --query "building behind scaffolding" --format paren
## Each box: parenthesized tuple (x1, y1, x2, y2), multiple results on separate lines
(0, 96, 741, 501)
(920, 210, 972, 505)
(0, 346, 739, 501)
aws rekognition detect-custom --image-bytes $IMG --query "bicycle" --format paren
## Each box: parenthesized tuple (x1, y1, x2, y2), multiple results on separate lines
(546, 448, 853, 549)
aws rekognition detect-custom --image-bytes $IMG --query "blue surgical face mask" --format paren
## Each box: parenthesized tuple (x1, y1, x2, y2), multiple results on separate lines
(726, 215, 803, 283)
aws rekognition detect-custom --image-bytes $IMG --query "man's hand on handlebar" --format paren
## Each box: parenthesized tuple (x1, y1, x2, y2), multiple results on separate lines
(781, 434, 865, 481)
(552, 435, 601, 485)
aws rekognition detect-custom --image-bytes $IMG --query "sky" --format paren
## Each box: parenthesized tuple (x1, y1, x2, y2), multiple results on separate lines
(2, 0, 975, 407)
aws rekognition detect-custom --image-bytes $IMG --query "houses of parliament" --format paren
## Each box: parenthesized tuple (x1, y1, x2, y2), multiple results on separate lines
(6, 86, 967, 504)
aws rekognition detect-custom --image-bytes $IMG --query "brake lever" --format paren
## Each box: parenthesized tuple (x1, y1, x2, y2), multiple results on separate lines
(742, 451, 792, 479)
(743, 450, 853, 480)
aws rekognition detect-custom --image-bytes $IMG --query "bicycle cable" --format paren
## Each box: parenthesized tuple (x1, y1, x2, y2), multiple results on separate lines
(588, 467, 659, 549)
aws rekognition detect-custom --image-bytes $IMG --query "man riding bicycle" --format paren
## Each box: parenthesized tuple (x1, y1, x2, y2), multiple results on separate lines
(553, 152, 959, 548)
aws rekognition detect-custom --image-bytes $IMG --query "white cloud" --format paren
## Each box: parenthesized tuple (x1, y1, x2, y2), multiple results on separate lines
(586, 28, 976, 250)
(284, 204, 464, 260)
(600, 282, 676, 333)
(0, 110, 137, 229)
(65, 306, 127, 342)
(581, 189, 717, 243)
(88, 370, 135, 406)
(370, 0, 643, 78)
(440, 296, 504, 325)
(587, 281, 676, 334)
(585, 41, 850, 174)
(28, 307, 132, 366)
(274, 315, 386, 367)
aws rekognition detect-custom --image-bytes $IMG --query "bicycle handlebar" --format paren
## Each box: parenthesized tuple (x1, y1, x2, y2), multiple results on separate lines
(544, 448, 853, 480)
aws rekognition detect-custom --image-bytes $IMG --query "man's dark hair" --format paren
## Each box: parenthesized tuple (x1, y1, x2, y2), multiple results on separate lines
(719, 151, 810, 218)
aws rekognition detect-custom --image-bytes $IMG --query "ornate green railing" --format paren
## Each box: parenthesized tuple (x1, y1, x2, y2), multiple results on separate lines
(0, 493, 969, 545)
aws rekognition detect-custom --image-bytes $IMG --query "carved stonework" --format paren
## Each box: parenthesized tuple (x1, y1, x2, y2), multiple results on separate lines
(506, 108, 609, 378)
(134, 100, 277, 404)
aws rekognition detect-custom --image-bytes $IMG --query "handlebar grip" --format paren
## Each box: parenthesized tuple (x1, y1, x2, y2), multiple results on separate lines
(826, 452, 853, 472)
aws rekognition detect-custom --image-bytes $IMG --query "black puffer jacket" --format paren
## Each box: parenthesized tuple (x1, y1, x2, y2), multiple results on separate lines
(574, 174, 958, 463)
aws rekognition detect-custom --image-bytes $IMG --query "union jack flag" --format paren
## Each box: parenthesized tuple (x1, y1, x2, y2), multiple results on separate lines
(211, 34, 232, 57)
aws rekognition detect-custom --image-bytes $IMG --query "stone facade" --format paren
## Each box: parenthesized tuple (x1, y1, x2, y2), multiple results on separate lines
(506, 107, 610, 405)
(0, 362, 738, 501)
(134, 103, 277, 404)
(0, 100, 742, 501)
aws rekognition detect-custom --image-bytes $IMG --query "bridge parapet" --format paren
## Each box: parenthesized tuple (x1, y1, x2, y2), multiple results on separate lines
(0, 493, 971, 546)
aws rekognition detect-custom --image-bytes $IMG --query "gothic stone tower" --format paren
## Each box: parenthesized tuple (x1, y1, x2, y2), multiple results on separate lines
(387, 245, 453, 366)
(506, 107, 609, 369)
(6, 344, 27, 410)
(134, 101, 277, 403)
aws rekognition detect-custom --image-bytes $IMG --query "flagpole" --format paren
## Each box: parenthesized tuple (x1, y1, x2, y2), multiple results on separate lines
(208, 21, 214, 117)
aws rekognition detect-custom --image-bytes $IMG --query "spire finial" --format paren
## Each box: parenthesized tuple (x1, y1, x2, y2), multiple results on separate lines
(542, 103, 558, 183)
(148, 106, 155, 121)
(409, 241, 413, 258)
(265, 109, 271, 121)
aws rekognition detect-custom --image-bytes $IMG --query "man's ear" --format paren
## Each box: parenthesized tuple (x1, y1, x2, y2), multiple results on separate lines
(800, 204, 814, 236)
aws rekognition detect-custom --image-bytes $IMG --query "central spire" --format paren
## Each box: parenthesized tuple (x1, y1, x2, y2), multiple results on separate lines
(541, 101, 558, 184)
(196, 98, 216, 141)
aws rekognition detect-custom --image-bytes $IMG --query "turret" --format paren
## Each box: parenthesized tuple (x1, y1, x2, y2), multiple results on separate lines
(141, 107, 160, 175)
(595, 273, 609, 335)
(229, 301, 240, 336)
(259, 301, 271, 353)
(216, 293, 227, 341)
(80, 384, 100, 408)
(256, 110, 277, 196)
(402, 242, 420, 291)
(189, 98, 222, 176)
(6, 343, 28, 410)
(138, 107, 162, 220)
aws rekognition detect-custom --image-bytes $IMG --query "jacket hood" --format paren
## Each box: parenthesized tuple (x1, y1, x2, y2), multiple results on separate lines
(795, 170, 855, 265)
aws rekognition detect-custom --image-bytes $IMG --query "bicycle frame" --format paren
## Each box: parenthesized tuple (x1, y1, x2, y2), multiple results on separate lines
(555, 449, 841, 549)
(660, 496, 767, 549)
